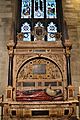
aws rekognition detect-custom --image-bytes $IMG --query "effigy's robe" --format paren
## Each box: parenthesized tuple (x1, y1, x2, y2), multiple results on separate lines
(16, 89, 63, 101)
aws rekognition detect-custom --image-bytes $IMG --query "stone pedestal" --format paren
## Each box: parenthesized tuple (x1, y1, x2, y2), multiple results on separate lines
(2, 100, 78, 120)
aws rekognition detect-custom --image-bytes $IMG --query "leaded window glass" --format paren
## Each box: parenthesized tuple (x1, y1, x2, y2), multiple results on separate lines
(34, 0, 44, 18)
(17, 0, 63, 41)
(21, 22, 31, 41)
(47, 22, 57, 41)
(21, 0, 32, 18)
(46, 0, 56, 18)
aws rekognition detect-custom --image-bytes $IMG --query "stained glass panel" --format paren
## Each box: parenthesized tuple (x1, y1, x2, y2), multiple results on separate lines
(19, 0, 61, 41)
(21, 0, 32, 18)
(34, 0, 44, 18)
(46, 0, 56, 18)
(21, 22, 31, 41)
(47, 22, 57, 41)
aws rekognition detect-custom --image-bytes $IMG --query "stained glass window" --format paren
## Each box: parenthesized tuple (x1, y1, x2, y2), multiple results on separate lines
(34, 0, 44, 18)
(46, 0, 56, 18)
(21, 22, 31, 41)
(21, 0, 32, 18)
(17, 0, 63, 41)
(47, 22, 57, 41)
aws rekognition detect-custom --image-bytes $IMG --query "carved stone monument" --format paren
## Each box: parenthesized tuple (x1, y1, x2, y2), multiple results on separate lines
(1, 23, 79, 120)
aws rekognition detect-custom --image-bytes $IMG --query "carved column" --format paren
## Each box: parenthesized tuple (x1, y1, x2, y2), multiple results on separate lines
(8, 55, 13, 86)
(6, 40, 15, 101)
(7, 40, 15, 86)
(64, 40, 72, 86)
(64, 40, 75, 100)
(66, 47, 72, 85)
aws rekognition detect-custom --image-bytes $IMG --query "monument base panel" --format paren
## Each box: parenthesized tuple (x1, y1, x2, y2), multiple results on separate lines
(2, 100, 78, 120)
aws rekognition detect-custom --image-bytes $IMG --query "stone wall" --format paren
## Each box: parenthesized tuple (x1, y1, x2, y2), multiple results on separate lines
(63, 0, 80, 96)
(0, 0, 12, 95)
(0, 0, 80, 96)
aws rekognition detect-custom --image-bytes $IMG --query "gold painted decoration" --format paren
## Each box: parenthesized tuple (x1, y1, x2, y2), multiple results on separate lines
(17, 58, 62, 80)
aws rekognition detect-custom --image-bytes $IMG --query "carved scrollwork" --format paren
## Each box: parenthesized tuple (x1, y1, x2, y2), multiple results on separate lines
(16, 53, 64, 77)
(16, 55, 27, 65)
(47, 54, 64, 72)
(16, 55, 34, 70)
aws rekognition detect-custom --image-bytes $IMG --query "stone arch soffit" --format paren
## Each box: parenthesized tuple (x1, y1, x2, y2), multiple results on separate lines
(16, 56, 63, 80)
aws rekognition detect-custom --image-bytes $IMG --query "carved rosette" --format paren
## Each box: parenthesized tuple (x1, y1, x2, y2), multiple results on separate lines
(17, 32, 24, 41)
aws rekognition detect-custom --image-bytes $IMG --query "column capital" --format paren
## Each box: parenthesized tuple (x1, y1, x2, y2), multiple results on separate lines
(63, 39, 72, 57)
(65, 46, 71, 57)
(7, 40, 15, 57)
